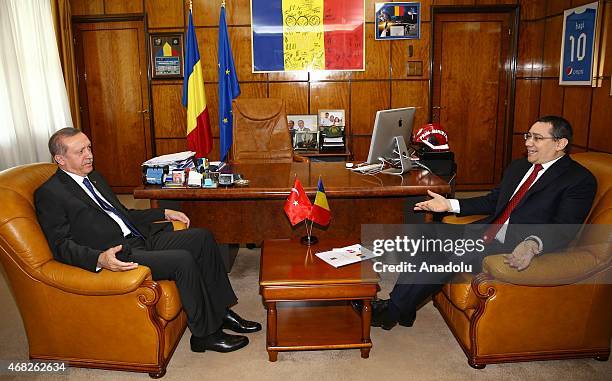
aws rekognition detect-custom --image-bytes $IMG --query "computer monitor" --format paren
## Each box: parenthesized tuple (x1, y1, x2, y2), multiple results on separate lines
(366, 107, 416, 170)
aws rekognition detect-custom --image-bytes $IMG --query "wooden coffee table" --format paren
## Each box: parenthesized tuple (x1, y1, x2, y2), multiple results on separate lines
(259, 239, 379, 362)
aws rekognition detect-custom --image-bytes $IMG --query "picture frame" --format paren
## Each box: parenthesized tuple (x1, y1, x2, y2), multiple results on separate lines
(559, 2, 599, 86)
(149, 33, 184, 79)
(287, 115, 318, 132)
(293, 131, 319, 151)
(375, 2, 420, 40)
(318, 109, 345, 127)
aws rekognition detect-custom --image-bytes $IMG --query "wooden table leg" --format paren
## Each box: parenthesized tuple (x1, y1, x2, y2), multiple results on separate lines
(266, 301, 278, 362)
(361, 299, 372, 358)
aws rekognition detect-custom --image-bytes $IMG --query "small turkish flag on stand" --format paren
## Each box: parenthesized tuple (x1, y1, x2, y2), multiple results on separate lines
(284, 178, 312, 226)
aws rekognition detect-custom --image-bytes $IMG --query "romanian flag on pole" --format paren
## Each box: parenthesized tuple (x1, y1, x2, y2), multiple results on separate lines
(182, 10, 213, 157)
(309, 177, 331, 226)
(218, 4, 241, 162)
(251, 0, 364, 72)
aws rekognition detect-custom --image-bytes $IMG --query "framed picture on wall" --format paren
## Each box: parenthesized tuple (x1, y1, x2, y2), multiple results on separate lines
(149, 33, 184, 79)
(375, 2, 420, 40)
(559, 2, 599, 86)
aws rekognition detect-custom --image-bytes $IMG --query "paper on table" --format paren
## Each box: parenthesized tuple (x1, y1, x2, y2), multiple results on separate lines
(143, 151, 196, 166)
(315, 245, 380, 268)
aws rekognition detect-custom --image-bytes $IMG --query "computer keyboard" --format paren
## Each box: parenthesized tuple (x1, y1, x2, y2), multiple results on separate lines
(351, 163, 383, 173)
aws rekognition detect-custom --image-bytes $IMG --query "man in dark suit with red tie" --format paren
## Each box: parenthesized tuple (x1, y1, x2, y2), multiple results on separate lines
(35, 128, 261, 352)
(370, 116, 597, 330)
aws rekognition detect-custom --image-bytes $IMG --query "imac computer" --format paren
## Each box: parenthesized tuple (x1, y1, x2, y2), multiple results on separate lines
(366, 107, 416, 174)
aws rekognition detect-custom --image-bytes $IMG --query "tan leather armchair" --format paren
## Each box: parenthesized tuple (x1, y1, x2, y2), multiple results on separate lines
(231, 98, 308, 163)
(434, 152, 612, 368)
(0, 163, 187, 378)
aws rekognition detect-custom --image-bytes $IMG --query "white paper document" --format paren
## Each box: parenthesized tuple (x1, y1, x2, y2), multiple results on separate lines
(315, 244, 380, 268)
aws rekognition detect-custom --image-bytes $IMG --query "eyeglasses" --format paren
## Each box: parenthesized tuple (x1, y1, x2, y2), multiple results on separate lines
(523, 133, 558, 143)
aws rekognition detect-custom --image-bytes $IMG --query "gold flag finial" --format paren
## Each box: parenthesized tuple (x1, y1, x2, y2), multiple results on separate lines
(189, 0, 193, 12)
(221, 0, 226, 8)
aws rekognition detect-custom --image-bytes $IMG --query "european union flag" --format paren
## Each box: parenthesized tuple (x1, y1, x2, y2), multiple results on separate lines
(218, 5, 240, 162)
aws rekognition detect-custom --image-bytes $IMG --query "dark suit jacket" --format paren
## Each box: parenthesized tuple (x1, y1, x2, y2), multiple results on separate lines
(35, 169, 167, 272)
(458, 155, 596, 253)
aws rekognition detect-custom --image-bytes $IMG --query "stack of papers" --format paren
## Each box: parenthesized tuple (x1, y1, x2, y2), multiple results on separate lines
(315, 244, 380, 268)
(142, 151, 196, 170)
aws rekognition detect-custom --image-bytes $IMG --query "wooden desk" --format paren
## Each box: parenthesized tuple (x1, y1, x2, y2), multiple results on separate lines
(259, 239, 379, 361)
(134, 162, 450, 244)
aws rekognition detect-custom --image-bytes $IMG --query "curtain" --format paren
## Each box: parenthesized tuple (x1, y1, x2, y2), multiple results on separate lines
(50, 0, 80, 130)
(0, 0, 73, 170)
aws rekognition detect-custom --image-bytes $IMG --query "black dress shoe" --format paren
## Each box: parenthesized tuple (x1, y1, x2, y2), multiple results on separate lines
(223, 309, 262, 333)
(371, 299, 416, 330)
(190, 329, 249, 353)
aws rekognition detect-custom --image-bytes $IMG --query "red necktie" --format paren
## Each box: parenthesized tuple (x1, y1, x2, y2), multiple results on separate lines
(483, 164, 543, 243)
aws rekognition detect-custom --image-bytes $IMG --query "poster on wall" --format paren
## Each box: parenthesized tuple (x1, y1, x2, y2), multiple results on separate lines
(559, 1, 599, 86)
(250, 0, 365, 72)
(375, 2, 420, 40)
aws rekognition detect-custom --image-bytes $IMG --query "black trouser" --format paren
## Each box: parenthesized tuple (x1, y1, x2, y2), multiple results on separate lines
(389, 240, 508, 320)
(126, 228, 237, 337)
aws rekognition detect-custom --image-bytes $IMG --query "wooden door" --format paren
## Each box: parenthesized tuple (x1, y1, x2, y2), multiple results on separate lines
(74, 20, 152, 192)
(431, 9, 516, 190)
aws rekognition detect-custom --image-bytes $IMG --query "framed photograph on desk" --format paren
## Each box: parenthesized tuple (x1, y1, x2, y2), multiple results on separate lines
(149, 33, 184, 79)
(318, 109, 345, 127)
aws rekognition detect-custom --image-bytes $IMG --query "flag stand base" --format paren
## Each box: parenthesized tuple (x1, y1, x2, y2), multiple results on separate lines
(300, 235, 318, 246)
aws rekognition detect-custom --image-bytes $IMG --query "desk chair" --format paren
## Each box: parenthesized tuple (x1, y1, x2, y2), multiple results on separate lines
(231, 98, 308, 163)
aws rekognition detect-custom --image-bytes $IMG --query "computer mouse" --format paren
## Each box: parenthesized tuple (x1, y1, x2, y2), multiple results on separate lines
(345, 162, 354, 168)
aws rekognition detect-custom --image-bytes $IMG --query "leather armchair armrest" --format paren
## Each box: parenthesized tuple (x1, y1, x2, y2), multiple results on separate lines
(293, 154, 310, 163)
(39, 261, 152, 296)
(442, 215, 486, 224)
(482, 249, 611, 286)
(170, 220, 187, 230)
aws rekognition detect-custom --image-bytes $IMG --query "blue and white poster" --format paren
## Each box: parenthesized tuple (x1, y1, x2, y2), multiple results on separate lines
(559, 2, 599, 85)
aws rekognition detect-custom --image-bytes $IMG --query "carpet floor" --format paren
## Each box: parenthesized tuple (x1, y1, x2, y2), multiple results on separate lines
(1, 248, 610, 381)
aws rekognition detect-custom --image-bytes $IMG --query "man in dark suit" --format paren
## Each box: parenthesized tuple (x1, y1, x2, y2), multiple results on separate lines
(370, 115, 597, 330)
(35, 128, 261, 353)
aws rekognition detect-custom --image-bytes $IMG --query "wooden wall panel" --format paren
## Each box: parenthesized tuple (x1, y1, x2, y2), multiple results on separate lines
(601, 1, 612, 77)
(237, 82, 268, 98)
(546, 0, 571, 16)
(517, 20, 544, 78)
(352, 26, 390, 80)
(310, 71, 351, 81)
(351, 136, 372, 162)
(513, 79, 541, 131)
(146, 0, 184, 29)
(511, 134, 526, 160)
(539, 79, 564, 116)
(104, 0, 143, 14)
(589, 79, 612, 153)
(193, 0, 250, 27)
(519, 0, 546, 20)
(541, 15, 563, 77)
(435, 0, 474, 5)
(151, 84, 186, 138)
(476, 0, 517, 5)
(204, 84, 219, 136)
(198, 28, 217, 82)
(392, 23, 431, 79)
(309, 82, 350, 115)
(365, 0, 376, 23)
(562, 87, 592, 148)
(421, 0, 433, 22)
(230, 27, 267, 82)
(70, 0, 104, 15)
(269, 83, 308, 115)
(155, 139, 188, 155)
(350, 82, 390, 135)
(269, 72, 308, 82)
(571, 0, 598, 6)
(391, 80, 430, 128)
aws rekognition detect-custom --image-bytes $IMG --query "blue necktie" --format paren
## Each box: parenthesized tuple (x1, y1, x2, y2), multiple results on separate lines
(82, 177, 143, 238)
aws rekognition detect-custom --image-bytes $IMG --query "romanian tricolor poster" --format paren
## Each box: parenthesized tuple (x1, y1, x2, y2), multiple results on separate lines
(251, 0, 365, 72)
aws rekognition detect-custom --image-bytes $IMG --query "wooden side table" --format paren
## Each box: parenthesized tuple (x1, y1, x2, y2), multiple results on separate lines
(259, 239, 379, 361)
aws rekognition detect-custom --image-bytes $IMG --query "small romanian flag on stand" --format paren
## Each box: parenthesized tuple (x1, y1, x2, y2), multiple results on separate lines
(182, 9, 213, 157)
(309, 177, 331, 226)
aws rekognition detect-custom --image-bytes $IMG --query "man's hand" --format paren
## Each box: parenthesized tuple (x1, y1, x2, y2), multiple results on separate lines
(164, 209, 190, 228)
(414, 190, 452, 213)
(97, 245, 138, 272)
(503, 240, 540, 271)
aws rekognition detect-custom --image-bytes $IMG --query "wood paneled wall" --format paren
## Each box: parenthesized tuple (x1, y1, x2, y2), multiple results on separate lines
(71, 0, 612, 163)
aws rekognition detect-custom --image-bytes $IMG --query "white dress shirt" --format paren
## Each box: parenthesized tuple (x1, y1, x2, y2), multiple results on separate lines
(448, 155, 564, 248)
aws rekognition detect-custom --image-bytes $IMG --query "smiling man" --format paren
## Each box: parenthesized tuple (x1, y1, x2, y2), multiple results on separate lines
(368, 115, 597, 330)
(35, 128, 261, 353)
